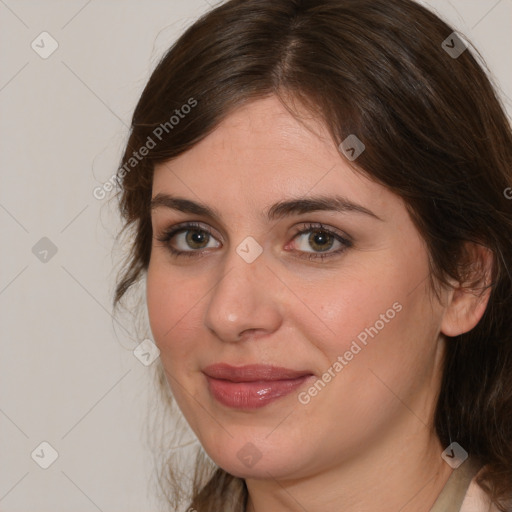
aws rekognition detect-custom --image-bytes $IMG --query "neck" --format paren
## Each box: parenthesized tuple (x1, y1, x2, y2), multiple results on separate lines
(244, 423, 453, 512)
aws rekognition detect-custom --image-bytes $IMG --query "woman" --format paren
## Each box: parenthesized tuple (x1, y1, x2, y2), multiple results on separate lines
(113, 0, 512, 510)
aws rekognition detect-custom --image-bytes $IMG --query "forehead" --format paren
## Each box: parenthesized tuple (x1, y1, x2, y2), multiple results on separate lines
(151, 95, 398, 220)
(172, 95, 336, 172)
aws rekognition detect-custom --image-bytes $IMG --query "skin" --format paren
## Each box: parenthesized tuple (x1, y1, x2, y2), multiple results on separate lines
(146, 95, 491, 512)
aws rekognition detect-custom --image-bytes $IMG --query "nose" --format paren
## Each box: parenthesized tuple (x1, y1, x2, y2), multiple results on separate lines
(203, 244, 282, 343)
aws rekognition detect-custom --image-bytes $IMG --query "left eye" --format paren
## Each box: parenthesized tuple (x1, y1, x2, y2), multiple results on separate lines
(286, 224, 353, 260)
(293, 228, 342, 253)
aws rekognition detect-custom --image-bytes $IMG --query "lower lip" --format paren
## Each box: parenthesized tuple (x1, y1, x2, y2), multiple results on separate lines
(205, 375, 313, 409)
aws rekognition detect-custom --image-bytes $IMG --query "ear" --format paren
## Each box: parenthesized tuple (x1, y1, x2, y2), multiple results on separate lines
(440, 242, 494, 337)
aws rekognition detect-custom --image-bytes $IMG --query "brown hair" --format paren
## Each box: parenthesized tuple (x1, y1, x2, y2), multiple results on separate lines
(113, 0, 512, 510)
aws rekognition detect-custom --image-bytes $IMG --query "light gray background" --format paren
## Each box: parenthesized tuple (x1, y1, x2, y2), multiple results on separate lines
(1, 1, 511, 511)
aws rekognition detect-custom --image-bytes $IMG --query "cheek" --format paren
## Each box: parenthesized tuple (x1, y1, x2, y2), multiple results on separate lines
(320, 280, 440, 413)
(308, 258, 438, 385)
(298, 281, 440, 452)
(146, 263, 202, 356)
(305, 265, 404, 350)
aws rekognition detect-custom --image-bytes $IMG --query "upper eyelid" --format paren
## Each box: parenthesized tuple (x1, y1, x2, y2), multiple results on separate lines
(158, 221, 221, 238)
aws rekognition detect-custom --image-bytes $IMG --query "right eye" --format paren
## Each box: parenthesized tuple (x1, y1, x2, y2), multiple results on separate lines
(155, 222, 222, 257)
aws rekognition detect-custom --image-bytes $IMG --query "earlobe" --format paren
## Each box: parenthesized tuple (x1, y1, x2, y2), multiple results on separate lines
(440, 243, 494, 338)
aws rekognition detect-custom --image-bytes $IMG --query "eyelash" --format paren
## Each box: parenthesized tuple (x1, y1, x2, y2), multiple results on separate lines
(155, 222, 353, 261)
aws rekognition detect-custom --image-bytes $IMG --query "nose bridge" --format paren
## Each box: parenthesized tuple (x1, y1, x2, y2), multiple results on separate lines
(203, 242, 281, 342)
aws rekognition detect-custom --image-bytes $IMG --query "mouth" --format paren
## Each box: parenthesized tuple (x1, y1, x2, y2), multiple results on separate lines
(202, 364, 315, 409)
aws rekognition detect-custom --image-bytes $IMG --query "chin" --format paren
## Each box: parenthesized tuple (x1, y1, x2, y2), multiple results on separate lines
(201, 435, 311, 481)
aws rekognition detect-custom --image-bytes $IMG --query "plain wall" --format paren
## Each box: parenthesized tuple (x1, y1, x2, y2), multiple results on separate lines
(1, 0, 510, 511)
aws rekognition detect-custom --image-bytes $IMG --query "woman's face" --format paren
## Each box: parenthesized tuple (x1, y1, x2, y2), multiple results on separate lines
(146, 95, 449, 480)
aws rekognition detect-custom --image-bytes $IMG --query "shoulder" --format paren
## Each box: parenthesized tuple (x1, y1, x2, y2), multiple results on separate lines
(460, 466, 503, 512)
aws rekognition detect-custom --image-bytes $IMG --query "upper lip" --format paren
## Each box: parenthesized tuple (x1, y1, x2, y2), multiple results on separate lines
(202, 364, 313, 382)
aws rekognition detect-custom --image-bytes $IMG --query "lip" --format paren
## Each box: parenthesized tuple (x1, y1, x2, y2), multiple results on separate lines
(203, 364, 314, 409)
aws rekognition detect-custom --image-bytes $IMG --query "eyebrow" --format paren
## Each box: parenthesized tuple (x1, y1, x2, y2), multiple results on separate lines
(150, 193, 383, 222)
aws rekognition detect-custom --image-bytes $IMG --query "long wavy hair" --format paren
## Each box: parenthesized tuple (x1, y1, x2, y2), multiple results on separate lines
(112, 0, 512, 510)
